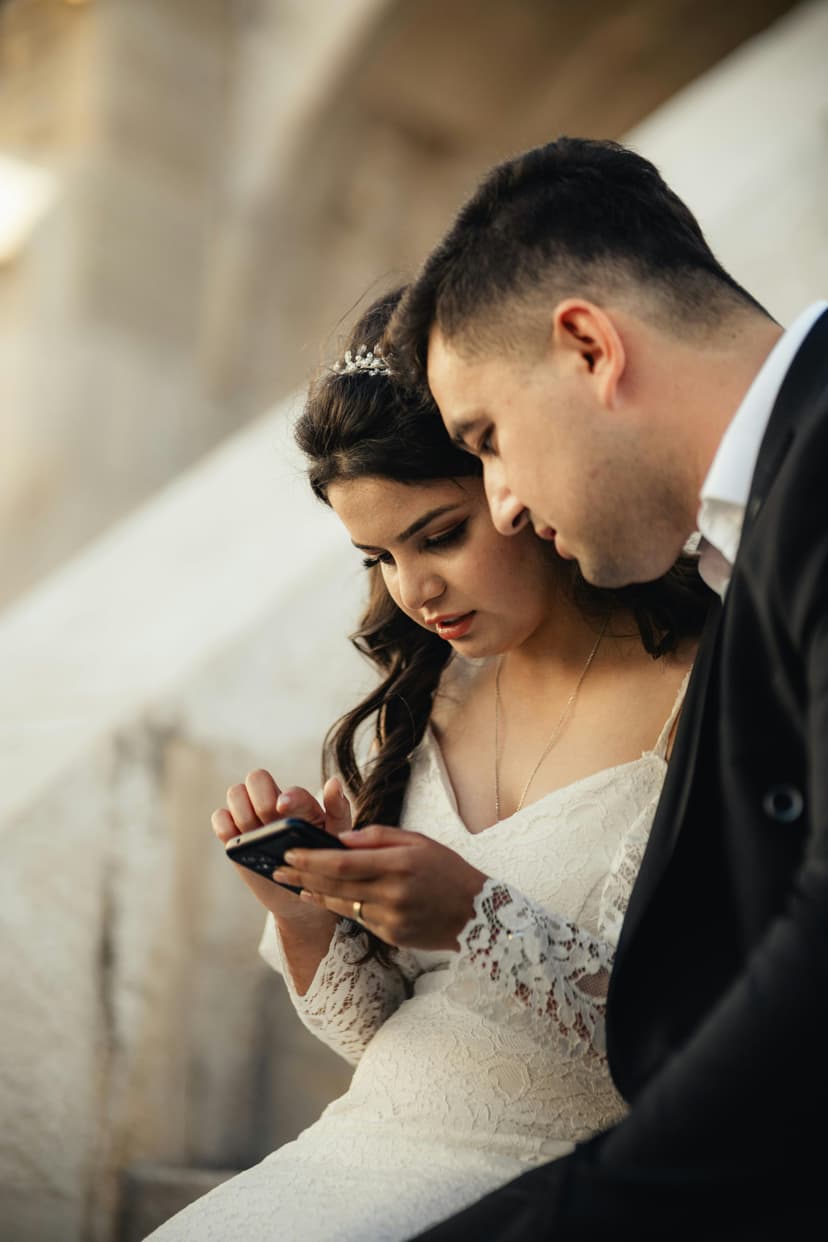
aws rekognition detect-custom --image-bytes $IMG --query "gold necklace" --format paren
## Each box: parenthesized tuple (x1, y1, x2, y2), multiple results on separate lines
(494, 618, 608, 821)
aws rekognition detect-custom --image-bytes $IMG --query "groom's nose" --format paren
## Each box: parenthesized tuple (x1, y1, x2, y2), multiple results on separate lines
(484, 471, 530, 536)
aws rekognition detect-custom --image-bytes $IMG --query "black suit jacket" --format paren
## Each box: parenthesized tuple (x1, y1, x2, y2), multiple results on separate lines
(412, 308, 828, 1241)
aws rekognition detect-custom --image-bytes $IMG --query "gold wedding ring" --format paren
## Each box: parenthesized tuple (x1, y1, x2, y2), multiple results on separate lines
(352, 898, 365, 925)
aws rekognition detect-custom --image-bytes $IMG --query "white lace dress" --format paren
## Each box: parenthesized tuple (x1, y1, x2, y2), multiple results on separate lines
(146, 670, 686, 1242)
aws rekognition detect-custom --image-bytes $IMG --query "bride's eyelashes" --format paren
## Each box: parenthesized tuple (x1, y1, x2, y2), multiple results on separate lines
(360, 520, 470, 571)
(425, 519, 469, 552)
(361, 552, 390, 569)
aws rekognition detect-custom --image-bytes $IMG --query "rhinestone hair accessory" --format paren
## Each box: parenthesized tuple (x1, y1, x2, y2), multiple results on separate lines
(332, 343, 391, 377)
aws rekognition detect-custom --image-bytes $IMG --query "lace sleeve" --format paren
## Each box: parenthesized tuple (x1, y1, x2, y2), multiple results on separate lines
(447, 797, 658, 1060)
(259, 915, 423, 1066)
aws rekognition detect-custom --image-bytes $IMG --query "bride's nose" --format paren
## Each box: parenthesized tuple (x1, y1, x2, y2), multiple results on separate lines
(397, 564, 445, 612)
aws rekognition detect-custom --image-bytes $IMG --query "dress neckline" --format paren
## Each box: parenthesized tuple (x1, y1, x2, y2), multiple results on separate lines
(422, 665, 689, 838)
(423, 723, 667, 838)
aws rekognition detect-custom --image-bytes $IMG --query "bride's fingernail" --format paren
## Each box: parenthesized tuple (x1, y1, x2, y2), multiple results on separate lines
(277, 794, 291, 812)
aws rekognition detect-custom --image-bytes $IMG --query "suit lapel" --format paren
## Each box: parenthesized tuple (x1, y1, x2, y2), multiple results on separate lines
(616, 309, 828, 967)
(613, 599, 722, 965)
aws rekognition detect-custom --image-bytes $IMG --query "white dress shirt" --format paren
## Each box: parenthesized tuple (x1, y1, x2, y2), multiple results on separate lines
(697, 301, 828, 598)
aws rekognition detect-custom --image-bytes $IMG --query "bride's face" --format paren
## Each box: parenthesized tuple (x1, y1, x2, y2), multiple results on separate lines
(327, 474, 561, 657)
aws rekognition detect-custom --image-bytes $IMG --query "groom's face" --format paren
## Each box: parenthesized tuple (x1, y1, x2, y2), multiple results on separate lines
(427, 323, 685, 587)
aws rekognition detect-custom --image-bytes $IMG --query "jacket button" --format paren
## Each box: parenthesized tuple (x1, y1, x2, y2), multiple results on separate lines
(762, 785, 804, 823)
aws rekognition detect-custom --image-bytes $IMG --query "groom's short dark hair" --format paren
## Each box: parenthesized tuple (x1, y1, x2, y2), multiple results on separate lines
(389, 137, 769, 378)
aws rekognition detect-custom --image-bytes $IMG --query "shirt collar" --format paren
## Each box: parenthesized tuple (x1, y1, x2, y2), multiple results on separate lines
(697, 300, 828, 596)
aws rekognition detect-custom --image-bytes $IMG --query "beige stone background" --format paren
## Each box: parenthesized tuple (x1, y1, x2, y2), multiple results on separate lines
(1, 1, 827, 1239)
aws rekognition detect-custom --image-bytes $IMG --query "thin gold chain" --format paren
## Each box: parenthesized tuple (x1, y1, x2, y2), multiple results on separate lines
(494, 618, 608, 821)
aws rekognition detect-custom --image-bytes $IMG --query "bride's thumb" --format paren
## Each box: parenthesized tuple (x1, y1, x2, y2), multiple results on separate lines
(324, 777, 353, 837)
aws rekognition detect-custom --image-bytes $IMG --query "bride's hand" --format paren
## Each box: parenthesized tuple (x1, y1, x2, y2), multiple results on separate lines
(273, 825, 487, 950)
(212, 770, 352, 921)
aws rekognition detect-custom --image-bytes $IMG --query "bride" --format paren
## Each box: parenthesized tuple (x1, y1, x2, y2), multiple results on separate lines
(145, 289, 707, 1241)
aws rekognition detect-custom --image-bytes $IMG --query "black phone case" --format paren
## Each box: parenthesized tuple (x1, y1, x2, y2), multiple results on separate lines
(225, 817, 345, 892)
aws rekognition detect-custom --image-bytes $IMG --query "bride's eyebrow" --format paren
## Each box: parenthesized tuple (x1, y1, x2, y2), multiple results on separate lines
(351, 503, 466, 551)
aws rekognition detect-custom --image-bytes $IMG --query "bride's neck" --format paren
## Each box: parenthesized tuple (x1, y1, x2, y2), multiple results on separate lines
(500, 598, 623, 684)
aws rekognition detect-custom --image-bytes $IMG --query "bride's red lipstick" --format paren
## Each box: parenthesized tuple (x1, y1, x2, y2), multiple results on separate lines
(430, 612, 475, 640)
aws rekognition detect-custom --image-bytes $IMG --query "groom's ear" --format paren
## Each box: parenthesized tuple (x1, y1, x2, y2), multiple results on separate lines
(550, 300, 626, 408)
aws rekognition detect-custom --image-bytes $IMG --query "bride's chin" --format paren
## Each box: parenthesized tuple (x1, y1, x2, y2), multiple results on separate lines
(454, 637, 503, 660)
(448, 637, 485, 657)
(448, 620, 518, 659)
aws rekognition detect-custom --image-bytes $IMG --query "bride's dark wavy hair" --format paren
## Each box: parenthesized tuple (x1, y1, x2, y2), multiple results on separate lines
(294, 286, 709, 954)
(295, 289, 479, 835)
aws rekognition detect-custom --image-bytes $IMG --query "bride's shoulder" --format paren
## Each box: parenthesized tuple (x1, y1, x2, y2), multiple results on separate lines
(430, 654, 493, 735)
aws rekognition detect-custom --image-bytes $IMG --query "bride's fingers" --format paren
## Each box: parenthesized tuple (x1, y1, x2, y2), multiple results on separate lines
(275, 785, 326, 829)
(300, 889, 380, 931)
(322, 777, 353, 838)
(225, 782, 259, 832)
(245, 768, 282, 825)
(274, 847, 393, 892)
(211, 807, 239, 843)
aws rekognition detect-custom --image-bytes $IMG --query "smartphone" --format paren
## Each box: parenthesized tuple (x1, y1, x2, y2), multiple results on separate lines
(225, 817, 346, 893)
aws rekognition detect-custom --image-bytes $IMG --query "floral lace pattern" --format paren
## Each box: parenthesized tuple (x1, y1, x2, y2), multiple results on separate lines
(450, 880, 613, 1056)
(448, 788, 661, 1060)
(258, 916, 422, 1066)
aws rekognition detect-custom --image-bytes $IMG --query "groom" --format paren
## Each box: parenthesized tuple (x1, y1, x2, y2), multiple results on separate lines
(389, 138, 828, 1239)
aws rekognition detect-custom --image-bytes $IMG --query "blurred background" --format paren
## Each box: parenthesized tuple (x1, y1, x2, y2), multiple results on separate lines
(1, 1, 826, 1239)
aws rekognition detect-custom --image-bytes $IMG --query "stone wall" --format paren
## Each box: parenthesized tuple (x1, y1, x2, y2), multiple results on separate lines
(0, 400, 370, 1240)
